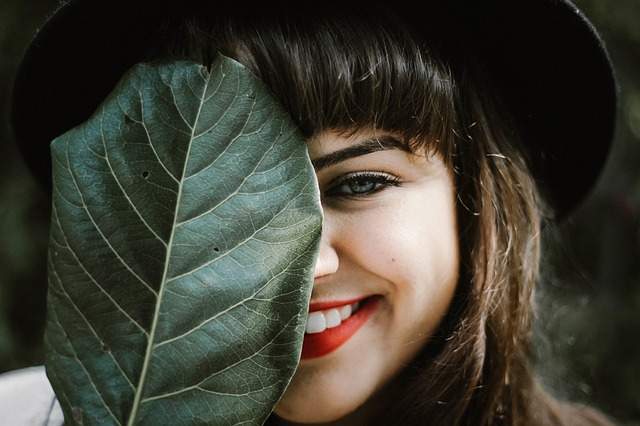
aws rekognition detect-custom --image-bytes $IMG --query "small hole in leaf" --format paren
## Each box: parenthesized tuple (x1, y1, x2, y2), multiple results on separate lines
(214, 247, 220, 252)
(72, 407, 83, 423)
(124, 115, 134, 125)
(142, 171, 150, 179)
(102, 343, 110, 352)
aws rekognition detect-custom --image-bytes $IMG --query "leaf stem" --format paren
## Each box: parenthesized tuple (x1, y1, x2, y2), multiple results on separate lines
(126, 64, 213, 426)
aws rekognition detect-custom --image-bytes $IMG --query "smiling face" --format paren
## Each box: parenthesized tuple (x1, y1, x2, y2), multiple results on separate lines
(273, 129, 460, 424)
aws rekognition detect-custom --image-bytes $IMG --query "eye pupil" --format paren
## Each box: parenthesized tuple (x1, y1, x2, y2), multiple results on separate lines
(325, 172, 398, 199)
(349, 178, 376, 193)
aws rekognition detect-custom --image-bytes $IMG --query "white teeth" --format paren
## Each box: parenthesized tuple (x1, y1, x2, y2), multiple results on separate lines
(325, 309, 342, 328)
(305, 300, 364, 334)
(306, 311, 326, 334)
(339, 304, 352, 320)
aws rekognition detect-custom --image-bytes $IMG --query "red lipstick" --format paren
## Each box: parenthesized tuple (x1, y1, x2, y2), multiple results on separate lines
(301, 296, 381, 360)
(308, 296, 368, 313)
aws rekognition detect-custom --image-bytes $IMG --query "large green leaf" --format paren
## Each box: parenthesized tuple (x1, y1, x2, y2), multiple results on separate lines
(45, 55, 322, 425)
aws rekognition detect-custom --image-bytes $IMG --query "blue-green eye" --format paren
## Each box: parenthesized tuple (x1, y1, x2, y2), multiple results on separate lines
(325, 172, 401, 198)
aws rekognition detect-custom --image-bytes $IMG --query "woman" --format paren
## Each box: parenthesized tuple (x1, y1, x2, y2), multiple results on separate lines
(5, 0, 618, 425)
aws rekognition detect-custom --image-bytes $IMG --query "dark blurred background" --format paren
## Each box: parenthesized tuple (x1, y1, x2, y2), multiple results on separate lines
(0, 1, 638, 424)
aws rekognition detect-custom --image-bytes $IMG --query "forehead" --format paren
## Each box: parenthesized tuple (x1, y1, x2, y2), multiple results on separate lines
(307, 129, 405, 154)
(306, 128, 440, 167)
(306, 128, 446, 177)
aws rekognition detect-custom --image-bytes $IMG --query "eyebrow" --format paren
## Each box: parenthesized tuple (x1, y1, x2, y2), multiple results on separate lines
(311, 135, 412, 171)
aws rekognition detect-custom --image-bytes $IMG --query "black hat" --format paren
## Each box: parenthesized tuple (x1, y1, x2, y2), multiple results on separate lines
(9, 0, 618, 220)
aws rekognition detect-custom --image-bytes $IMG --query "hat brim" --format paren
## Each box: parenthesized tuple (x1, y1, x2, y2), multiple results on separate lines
(10, 0, 618, 220)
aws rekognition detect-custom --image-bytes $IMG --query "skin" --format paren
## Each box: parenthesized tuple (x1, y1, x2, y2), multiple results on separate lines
(273, 128, 460, 425)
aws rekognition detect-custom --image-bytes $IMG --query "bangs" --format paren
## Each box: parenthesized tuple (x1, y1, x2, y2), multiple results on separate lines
(149, 6, 458, 162)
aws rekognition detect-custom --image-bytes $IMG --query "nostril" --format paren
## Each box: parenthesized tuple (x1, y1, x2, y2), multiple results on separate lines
(313, 243, 339, 279)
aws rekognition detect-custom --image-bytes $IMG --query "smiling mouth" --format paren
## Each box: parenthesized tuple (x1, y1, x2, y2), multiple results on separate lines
(305, 299, 363, 334)
(301, 295, 382, 360)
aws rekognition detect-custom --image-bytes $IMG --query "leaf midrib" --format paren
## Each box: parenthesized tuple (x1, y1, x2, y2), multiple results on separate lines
(126, 65, 214, 426)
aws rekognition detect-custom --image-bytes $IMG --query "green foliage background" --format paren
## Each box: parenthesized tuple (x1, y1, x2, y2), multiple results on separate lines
(0, 1, 638, 424)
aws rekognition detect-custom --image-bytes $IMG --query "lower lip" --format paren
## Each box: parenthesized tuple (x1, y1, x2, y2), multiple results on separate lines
(301, 296, 381, 360)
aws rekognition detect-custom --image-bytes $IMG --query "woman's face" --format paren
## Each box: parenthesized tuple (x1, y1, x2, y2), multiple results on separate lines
(273, 129, 460, 424)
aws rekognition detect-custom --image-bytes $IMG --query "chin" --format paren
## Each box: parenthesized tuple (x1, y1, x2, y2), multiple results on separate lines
(273, 407, 354, 424)
(273, 382, 363, 424)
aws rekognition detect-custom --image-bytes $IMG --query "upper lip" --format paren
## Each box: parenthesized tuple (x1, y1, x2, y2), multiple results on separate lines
(308, 295, 372, 312)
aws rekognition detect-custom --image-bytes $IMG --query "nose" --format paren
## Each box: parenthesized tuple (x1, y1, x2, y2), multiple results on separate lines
(313, 218, 339, 279)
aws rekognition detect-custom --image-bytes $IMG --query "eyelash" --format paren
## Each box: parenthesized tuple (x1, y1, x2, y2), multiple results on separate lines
(324, 171, 401, 199)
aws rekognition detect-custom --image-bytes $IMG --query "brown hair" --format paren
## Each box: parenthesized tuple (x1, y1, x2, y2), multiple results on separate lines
(147, 6, 614, 425)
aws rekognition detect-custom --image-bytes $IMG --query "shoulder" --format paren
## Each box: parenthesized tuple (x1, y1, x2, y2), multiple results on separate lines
(527, 381, 618, 426)
(0, 365, 64, 425)
(556, 402, 617, 426)
(539, 395, 617, 426)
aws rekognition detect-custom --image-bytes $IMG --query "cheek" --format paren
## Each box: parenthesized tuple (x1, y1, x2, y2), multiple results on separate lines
(342, 187, 459, 292)
(339, 184, 459, 336)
